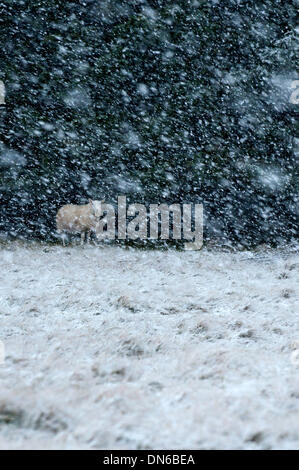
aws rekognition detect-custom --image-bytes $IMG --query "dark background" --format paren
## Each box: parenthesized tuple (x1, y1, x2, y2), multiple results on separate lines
(0, 0, 298, 246)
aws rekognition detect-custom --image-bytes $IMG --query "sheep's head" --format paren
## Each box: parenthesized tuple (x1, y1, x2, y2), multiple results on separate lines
(90, 199, 104, 218)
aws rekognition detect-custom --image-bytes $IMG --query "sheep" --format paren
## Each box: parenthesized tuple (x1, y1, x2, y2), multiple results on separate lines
(56, 199, 103, 245)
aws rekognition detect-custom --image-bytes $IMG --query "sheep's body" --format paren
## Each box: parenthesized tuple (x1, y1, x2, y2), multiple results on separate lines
(56, 200, 102, 245)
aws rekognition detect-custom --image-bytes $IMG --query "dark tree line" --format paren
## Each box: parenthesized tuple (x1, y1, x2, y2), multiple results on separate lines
(0, 0, 298, 245)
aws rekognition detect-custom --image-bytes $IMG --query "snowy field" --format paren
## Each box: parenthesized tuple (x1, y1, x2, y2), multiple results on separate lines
(0, 241, 298, 450)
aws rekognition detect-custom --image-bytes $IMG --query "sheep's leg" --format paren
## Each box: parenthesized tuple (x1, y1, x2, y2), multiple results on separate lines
(80, 231, 85, 245)
(86, 230, 91, 244)
(62, 233, 69, 246)
(58, 230, 66, 246)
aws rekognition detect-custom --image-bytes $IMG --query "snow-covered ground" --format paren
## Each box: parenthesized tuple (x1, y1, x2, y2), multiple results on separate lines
(0, 242, 298, 449)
